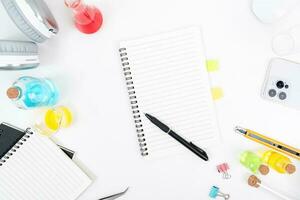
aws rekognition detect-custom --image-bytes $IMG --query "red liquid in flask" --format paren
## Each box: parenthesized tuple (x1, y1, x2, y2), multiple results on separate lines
(65, 0, 103, 34)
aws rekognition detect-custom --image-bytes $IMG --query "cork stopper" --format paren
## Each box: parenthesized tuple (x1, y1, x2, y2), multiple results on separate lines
(286, 164, 296, 174)
(259, 164, 270, 175)
(248, 175, 261, 188)
(6, 87, 20, 99)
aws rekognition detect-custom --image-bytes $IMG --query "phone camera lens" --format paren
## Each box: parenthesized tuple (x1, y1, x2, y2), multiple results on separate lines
(285, 85, 289, 89)
(276, 81, 284, 89)
(279, 92, 287, 100)
(268, 89, 276, 97)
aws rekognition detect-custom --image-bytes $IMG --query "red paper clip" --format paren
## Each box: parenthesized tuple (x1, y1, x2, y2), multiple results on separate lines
(217, 163, 231, 179)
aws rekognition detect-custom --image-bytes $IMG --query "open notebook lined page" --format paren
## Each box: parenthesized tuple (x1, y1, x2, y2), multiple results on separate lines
(120, 27, 220, 158)
(0, 131, 91, 200)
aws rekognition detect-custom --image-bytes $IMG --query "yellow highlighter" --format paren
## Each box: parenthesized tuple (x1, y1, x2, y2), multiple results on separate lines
(235, 126, 300, 161)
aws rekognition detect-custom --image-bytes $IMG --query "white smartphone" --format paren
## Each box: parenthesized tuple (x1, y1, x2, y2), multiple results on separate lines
(262, 58, 300, 109)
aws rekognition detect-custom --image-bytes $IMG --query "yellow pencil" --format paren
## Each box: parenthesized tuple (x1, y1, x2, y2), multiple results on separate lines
(235, 126, 300, 160)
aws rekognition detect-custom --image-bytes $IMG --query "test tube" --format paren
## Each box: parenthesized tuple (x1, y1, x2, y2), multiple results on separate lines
(248, 175, 294, 200)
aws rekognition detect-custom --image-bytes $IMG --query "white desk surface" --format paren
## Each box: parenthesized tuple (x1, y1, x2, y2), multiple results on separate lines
(1, 0, 300, 199)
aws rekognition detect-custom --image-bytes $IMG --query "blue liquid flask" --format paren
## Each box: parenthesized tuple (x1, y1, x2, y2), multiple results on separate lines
(7, 76, 59, 109)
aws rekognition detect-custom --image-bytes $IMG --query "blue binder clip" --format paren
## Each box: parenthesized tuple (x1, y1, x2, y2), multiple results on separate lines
(209, 186, 230, 199)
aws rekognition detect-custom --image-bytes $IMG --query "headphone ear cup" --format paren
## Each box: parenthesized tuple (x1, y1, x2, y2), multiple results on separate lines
(1, 0, 47, 43)
(0, 40, 38, 54)
(0, 40, 39, 70)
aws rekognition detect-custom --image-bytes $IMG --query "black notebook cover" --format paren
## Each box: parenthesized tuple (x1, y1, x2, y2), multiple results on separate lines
(0, 123, 25, 159)
(0, 123, 75, 160)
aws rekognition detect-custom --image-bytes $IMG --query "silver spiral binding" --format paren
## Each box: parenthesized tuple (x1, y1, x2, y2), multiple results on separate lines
(0, 128, 33, 166)
(119, 47, 148, 156)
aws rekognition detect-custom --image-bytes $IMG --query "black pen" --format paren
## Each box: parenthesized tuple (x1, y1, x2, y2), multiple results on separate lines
(144, 113, 209, 161)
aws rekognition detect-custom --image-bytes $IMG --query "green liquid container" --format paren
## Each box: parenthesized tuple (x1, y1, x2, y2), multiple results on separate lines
(240, 151, 269, 175)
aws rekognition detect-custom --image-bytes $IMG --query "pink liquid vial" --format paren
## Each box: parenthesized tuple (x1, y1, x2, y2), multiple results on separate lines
(65, 0, 103, 34)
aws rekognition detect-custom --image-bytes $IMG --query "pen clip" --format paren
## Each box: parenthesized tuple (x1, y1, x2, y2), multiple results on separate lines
(189, 142, 208, 160)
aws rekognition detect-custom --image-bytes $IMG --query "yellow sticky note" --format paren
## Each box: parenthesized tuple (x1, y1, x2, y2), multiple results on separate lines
(211, 87, 223, 100)
(206, 60, 219, 72)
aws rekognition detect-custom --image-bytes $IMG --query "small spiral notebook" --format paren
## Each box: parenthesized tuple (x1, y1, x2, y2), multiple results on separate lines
(119, 27, 220, 157)
(0, 123, 91, 200)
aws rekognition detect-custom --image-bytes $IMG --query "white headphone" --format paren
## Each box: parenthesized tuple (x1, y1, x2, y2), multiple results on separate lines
(0, 0, 58, 70)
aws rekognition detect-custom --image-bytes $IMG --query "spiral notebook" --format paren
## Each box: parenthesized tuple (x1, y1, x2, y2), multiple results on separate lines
(0, 123, 91, 200)
(119, 27, 220, 157)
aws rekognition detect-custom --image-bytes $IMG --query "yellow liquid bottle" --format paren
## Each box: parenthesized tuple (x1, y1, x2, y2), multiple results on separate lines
(262, 150, 296, 174)
(35, 106, 73, 136)
(45, 106, 73, 131)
